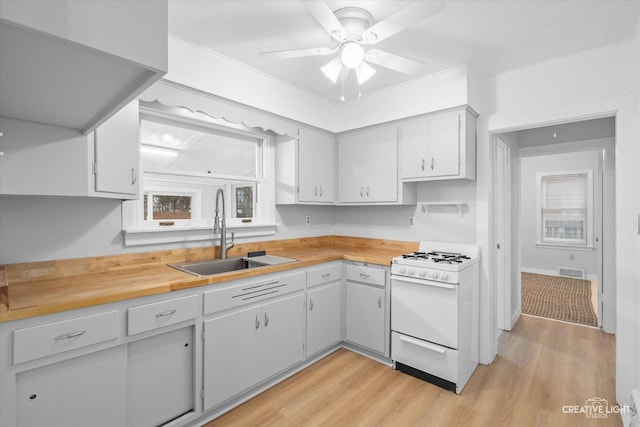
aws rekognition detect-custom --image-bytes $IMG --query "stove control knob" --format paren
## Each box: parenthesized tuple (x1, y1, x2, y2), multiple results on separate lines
(419, 270, 426, 278)
(408, 269, 415, 276)
(399, 267, 406, 275)
(432, 271, 440, 280)
(441, 273, 449, 281)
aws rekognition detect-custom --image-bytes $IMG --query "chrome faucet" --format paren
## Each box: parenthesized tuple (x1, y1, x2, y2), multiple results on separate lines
(214, 189, 234, 259)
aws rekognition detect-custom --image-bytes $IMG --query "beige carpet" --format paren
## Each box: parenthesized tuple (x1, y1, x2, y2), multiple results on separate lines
(521, 272, 597, 326)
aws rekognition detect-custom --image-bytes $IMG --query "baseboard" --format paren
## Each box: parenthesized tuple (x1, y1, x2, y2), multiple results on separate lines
(521, 267, 596, 281)
(510, 306, 521, 330)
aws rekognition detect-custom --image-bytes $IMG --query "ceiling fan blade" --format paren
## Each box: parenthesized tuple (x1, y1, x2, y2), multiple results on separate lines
(260, 46, 337, 60)
(362, 1, 444, 44)
(302, 1, 346, 41)
(365, 49, 427, 76)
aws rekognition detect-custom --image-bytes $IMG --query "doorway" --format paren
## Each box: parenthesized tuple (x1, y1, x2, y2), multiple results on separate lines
(494, 116, 616, 332)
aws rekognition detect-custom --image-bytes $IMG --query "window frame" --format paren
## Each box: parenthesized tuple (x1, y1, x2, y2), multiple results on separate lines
(535, 170, 594, 249)
(122, 103, 277, 246)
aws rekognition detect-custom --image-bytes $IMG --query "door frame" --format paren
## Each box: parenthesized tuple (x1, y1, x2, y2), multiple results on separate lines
(494, 137, 514, 331)
(490, 116, 615, 334)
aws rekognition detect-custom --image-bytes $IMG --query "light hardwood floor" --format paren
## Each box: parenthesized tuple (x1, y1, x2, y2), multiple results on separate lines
(205, 315, 619, 427)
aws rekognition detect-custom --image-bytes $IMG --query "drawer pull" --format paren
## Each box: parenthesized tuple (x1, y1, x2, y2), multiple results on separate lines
(359, 273, 370, 279)
(322, 273, 331, 279)
(54, 330, 86, 340)
(155, 309, 177, 318)
(399, 334, 446, 354)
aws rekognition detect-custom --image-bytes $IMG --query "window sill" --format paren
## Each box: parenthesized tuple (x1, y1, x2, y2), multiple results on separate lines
(535, 242, 595, 252)
(122, 223, 278, 246)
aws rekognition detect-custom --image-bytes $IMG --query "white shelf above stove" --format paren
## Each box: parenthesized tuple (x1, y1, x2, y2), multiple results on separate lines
(417, 202, 468, 217)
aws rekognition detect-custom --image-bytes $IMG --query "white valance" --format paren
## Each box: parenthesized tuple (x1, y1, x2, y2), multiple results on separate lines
(139, 79, 300, 138)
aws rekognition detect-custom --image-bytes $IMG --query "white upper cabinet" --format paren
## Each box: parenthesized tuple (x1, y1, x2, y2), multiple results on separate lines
(0, 0, 167, 134)
(0, 100, 140, 199)
(399, 107, 477, 181)
(94, 101, 140, 197)
(275, 127, 336, 205)
(297, 128, 336, 203)
(338, 125, 415, 204)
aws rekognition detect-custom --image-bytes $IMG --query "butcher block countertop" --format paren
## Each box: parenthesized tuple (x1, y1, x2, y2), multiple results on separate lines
(0, 236, 418, 322)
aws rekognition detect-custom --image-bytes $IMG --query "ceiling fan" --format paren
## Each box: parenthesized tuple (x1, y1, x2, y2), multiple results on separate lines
(260, 1, 444, 91)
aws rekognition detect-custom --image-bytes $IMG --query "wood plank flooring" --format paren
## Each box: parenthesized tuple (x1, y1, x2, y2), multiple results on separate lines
(205, 315, 619, 427)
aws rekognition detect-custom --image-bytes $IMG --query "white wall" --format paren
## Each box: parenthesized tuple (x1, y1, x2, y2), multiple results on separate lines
(334, 180, 476, 243)
(519, 151, 600, 277)
(477, 39, 639, 403)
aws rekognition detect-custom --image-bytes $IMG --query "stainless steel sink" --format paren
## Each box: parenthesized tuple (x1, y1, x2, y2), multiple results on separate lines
(169, 254, 295, 277)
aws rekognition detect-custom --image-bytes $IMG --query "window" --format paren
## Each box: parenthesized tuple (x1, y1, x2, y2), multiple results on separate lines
(537, 171, 593, 247)
(122, 102, 276, 245)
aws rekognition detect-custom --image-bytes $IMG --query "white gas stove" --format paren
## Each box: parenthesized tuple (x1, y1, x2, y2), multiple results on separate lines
(390, 241, 480, 394)
(391, 241, 480, 283)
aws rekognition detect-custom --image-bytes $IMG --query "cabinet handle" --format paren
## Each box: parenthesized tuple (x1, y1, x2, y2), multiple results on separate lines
(322, 273, 331, 279)
(155, 309, 177, 318)
(54, 330, 86, 340)
(131, 168, 137, 185)
(309, 298, 314, 311)
(430, 158, 434, 170)
(264, 312, 269, 327)
(378, 296, 382, 308)
(319, 186, 323, 197)
(314, 186, 318, 197)
(421, 159, 425, 171)
(255, 315, 260, 330)
(359, 272, 370, 279)
(360, 187, 364, 197)
(366, 186, 370, 197)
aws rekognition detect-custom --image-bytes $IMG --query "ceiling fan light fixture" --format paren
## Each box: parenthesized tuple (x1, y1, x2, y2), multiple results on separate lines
(320, 57, 343, 83)
(341, 41, 364, 68)
(355, 62, 376, 84)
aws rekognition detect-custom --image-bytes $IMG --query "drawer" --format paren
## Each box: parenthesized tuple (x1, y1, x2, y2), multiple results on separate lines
(345, 264, 386, 287)
(13, 310, 119, 364)
(204, 271, 305, 315)
(307, 263, 342, 288)
(391, 332, 458, 383)
(128, 294, 199, 336)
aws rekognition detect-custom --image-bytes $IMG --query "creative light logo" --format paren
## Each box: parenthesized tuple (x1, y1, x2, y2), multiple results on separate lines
(562, 397, 632, 419)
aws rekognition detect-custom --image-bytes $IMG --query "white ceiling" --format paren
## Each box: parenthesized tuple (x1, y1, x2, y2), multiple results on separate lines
(168, 0, 640, 102)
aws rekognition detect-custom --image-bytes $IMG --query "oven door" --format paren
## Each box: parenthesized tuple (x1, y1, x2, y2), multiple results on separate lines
(391, 276, 458, 349)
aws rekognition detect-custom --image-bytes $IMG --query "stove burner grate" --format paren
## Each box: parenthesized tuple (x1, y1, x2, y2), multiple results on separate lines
(401, 251, 471, 264)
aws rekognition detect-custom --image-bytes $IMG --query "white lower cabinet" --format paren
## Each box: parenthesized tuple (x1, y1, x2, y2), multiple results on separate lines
(345, 263, 389, 356)
(306, 281, 343, 357)
(15, 345, 127, 427)
(203, 292, 305, 410)
(346, 282, 386, 354)
(127, 327, 194, 427)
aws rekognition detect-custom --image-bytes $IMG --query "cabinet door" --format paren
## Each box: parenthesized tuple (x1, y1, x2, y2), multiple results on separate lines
(203, 305, 262, 410)
(16, 345, 127, 427)
(346, 282, 386, 354)
(399, 119, 428, 179)
(338, 132, 365, 203)
(261, 293, 305, 381)
(128, 327, 194, 427)
(298, 128, 335, 203)
(426, 113, 460, 177)
(365, 126, 398, 202)
(94, 99, 139, 196)
(307, 281, 343, 357)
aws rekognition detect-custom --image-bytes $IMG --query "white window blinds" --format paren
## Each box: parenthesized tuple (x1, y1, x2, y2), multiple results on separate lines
(541, 173, 588, 243)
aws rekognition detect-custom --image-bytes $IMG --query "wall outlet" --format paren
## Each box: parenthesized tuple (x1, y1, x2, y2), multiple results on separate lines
(409, 216, 415, 227)
(569, 254, 574, 260)
(305, 215, 311, 225)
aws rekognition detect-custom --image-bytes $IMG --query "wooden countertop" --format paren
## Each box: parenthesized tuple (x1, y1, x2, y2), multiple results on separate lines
(0, 236, 417, 322)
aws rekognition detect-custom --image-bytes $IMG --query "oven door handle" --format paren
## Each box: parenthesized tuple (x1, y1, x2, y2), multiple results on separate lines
(398, 334, 446, 354)
(391, 276, 456, 289)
